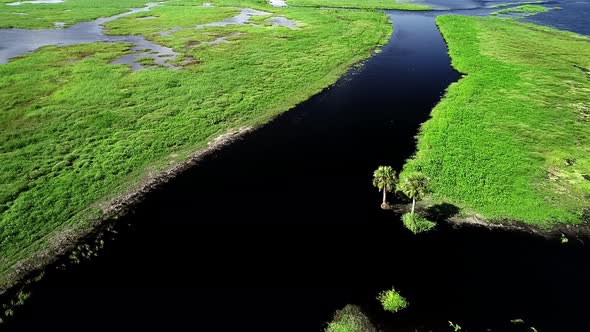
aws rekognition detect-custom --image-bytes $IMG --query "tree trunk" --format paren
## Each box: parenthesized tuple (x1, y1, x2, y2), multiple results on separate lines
(411, 198, 416, 214)
(382, 188, 387, 205)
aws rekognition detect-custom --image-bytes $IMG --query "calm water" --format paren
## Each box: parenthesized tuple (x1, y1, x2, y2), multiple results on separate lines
(3, 1, 590, 331)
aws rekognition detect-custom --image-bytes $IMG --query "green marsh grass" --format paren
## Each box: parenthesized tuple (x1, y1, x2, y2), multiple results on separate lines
(0, 0, 154, 29)
(402, 16, 590, 226)
(495, 4, 549, 15)
(286, 0, 429, 10)
(0, 0, 392, 286)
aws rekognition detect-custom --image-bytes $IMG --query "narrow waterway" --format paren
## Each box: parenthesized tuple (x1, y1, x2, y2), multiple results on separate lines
(4, 3, 590, 332)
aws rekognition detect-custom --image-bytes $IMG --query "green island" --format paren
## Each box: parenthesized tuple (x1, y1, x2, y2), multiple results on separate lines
(286, 0, 430, 10)
(0, 0, 392, 287)
(492, 4, 550, 16)
(402, 15, 590, 227)
(497, 4, 548, 13)
(488, 1, 544, 9)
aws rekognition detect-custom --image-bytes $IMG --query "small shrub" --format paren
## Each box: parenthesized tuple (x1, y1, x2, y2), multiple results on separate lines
(377, 288, 408, 314)
(402, 213, 436, 234)
(560, 233, 569, 244)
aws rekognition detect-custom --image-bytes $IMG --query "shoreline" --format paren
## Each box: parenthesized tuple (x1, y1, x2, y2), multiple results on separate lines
(0, 41, 392, 301)
(0, 126, 253, 295)
(392, 201, 590, 240)
(0, 9, 394, 298)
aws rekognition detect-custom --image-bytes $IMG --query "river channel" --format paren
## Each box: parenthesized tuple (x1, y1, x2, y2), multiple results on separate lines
(3, 1, 590, 331)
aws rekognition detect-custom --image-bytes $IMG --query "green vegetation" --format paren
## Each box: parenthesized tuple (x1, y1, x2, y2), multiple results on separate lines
(377, 288, 408, 313)
(0, 0, 432, 28)
(0, 0, 154, 29)
(325, 305, 376, 332)
(402, 213, 435, 234)
(0, 0, 392, 286)
(561, 233, 569, 244)
(287, 0, 430, 11)
(500, 4, 548, 13)
(494, 4, 549, 16)
(137, 56, 157, 67)
(449, 321, 462, 332)
(105, 5, 241, 36)
(372, 166, 398, 208)
(488, 1, 543, 9)
(398, 172, 429, 214)
(402, 16, 590, 226)
(1, 289, 30, 320)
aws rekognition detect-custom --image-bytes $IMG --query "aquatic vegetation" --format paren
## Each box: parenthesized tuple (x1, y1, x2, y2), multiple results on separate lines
(377, 288, 408, 313)
(137, 56, 157, 67)
(561, 233, 569, 244)
(0, 0, 392, 287)
(401, 213, 436, 234)
(0, 289, 30, 322)
(104, 5, 242, 36)
(286, 0, 429, 10)
(372, 166, 398, 209)
(325, 305, 376, 332)
(402, 16, 590, 226)
(449, 321, 462, 331)
(488, 1, 544, 9)
(497, 4, 548, 14)
(492, 4, 550, 16)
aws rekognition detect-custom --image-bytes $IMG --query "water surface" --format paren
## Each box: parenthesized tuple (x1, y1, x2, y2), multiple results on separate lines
(2, 1, 590, 331)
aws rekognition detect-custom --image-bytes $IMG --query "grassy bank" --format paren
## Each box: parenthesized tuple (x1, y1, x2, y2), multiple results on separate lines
(0, 0, 392, 287)
(402, 16, 590, 227)
(286, 0, 430, 10)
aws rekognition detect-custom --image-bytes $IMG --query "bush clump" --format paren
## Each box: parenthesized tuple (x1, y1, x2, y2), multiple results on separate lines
(377, 288, 408, 314)
(325, 305, 376, 332)
(402, 213, 436, 234)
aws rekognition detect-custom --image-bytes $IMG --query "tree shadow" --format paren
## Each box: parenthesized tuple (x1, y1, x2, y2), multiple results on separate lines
(426, 203, 460, 221)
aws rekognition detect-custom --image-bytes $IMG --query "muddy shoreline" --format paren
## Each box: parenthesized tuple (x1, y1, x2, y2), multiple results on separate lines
(392, 201, 590, 241)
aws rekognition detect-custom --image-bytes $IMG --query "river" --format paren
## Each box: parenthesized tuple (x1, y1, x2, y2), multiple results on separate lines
(2, 1, 590, 331)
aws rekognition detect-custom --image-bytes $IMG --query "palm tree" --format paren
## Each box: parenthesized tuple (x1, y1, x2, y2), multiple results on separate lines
(372, 166, 398, 209)
(398, 172, 429, 214)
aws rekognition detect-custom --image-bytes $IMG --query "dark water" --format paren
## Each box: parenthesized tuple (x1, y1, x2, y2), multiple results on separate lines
(3, 3, 590, 332)
(416, 0, 590, 36)
(522, 0, 590, 35)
